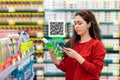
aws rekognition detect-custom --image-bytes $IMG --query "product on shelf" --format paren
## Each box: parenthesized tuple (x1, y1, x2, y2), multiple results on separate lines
(27, 29, 44, 38)
(0, 29, 21, 73)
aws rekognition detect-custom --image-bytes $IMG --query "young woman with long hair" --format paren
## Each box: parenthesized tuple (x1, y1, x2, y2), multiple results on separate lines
(49, 10, 106, 80)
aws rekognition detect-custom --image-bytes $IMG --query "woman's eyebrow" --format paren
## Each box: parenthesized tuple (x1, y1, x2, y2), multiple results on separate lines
(74, 21, 82, 23)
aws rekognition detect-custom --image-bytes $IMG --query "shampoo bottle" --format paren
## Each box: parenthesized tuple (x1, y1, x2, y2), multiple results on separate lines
(42, 38, 63, 59)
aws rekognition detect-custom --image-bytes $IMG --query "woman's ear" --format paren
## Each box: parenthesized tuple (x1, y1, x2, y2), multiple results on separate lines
(88, 22, 91, 28)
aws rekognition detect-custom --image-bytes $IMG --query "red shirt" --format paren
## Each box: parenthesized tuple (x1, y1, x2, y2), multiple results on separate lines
(56, 39, 106, 80)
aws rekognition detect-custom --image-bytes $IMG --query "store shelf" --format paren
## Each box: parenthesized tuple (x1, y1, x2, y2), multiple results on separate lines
(30, 38, 43, 41)
(16, 10, 44, 13)
(44, 60, 53, 63)
(44, 72, 65, 77)
(107, 51, 119, 53)
(0, 9, 44, 13)
(45, 9, 120, 12)
(0, 26, 43, 29)
(16, 22, 39, 25)
(35, 50, 44, 53)
(29, 34, 120, 39)
(104, 59, 120, 63)
(0, 22, 44, 25)
(106, 47, 120, 51)
(29, 35, 44, 38)
(0, 0, 43, 2)
(44, 21, 114, 26)
(102, 35, 120, 39)
(0, 10, 8, 12)
(102, 72, 113, 76)
(44, 72, 117, 77)
(44, 59, 120, 64)
(0, 50, 34, 80)
(0, 13, 44, 16)
(99, 22, 113, 25)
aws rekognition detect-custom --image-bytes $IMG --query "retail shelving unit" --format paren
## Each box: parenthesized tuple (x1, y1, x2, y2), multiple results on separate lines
(0, 0, 44, 80)
(0, 51, 34, 80)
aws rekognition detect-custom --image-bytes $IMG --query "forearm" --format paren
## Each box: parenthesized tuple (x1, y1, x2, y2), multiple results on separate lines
(75, 54, 104, 76)
(75, 54, 85, 64)
(75, 54, 99, 75)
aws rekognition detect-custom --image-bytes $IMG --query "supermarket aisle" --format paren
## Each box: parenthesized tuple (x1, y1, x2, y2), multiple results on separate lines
(0, 0, 120, 80)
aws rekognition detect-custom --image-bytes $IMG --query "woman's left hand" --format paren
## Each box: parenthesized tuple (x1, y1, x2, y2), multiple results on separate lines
(63, 48, 85, 64)
(63, 48, 79, 59)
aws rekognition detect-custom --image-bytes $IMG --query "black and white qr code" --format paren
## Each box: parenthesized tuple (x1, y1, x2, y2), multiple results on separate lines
(48, 20, 65, 37)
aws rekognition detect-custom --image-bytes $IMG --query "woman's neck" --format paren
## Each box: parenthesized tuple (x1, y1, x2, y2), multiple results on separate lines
(80, 34, 92, 43)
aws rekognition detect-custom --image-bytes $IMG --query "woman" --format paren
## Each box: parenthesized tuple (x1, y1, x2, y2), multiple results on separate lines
(49, 10, 106, 80)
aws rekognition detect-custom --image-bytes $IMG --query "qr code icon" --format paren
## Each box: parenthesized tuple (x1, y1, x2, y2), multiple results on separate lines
(48, 20, 65, 37)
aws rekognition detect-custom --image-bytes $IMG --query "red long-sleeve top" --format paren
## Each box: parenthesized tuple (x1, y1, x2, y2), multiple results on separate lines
(56, 39, 106, 80)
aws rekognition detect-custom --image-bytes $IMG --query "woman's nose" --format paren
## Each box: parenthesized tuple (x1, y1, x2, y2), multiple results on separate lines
(74, 24, 79, 28)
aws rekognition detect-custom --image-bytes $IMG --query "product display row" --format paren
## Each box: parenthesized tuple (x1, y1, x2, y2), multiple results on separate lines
(44, 0, 120, 9)
(0, 29, 34, 80)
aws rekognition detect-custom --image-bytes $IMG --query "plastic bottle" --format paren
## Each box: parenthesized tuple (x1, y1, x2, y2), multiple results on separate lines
(42, 38, 63, 59)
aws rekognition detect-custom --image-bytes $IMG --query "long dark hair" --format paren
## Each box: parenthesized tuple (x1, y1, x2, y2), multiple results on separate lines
(66, 10, 101, 48)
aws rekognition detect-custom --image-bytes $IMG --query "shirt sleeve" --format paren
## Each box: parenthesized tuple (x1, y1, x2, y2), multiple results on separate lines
(81, 41, 106, 76)
(55, 57, 67, 72)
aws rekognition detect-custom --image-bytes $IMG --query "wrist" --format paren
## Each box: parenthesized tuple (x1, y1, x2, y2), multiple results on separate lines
(76, 54, 85, 64)
(54, 60, 60, 65)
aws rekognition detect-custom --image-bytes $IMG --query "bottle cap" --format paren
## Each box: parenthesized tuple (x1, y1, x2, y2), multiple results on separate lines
(42, 38, 48, 43)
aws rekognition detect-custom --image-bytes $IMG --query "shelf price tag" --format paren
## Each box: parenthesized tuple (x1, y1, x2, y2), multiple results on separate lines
(112, 58, 119, 63)
(37, 20, 41, 25)
(36, 45, 41, 50)
(37, 32, 44, 38)
(37, 70, 44, 76)
(8, 20, 15, 25)
(37, 20, 44, 25)
(8, 7, 15, 12)
(113, 20, 120, 25)
(37, 57, 44, 63)
(118, 46, 120, 50)
(38, 7, 44, 12)
(118, 20, 120, 25)
(112, 32, 119, 38)
(113, 46, 120, 51)
(113, 70, 119, 76)
(39, 45, 43, 50)
(113, 46, 117, 51)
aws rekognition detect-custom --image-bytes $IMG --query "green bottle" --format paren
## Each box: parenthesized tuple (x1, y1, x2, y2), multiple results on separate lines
(42, 38, 63, 59)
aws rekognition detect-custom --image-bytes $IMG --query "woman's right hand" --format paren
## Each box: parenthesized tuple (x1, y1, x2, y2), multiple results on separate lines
(48, 49, 56, 57)
(48, 49, 60, 65)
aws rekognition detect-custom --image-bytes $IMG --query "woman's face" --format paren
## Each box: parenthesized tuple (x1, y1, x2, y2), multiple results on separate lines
(74, 15, 90, 36)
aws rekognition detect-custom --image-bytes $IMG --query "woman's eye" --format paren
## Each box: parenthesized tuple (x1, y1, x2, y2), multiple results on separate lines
(74, 22, 82, 25)
(78, 22, 82, 25)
